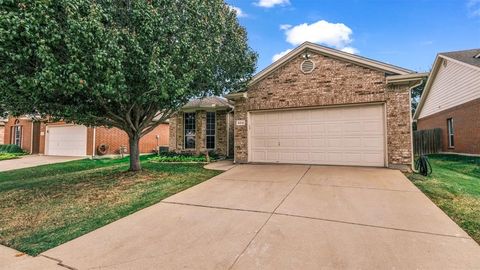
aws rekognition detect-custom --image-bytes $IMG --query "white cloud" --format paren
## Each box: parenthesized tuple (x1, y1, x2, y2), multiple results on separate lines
(340, 47, 359, 54)
(255, 0, 290, 8)
(468, 0, 480, 16)
(272, 49, 293, 62)
(284, 20, 353, 48)
(279, 20, 358, 54)
(228, 5, 247, 17)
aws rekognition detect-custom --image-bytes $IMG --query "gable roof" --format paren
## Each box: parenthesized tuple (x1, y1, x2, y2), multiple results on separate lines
(413, 48, 480, 120)
(247, 42, 414, 89)
(439, 49, 480, 68)
(182, 96, 233, 110)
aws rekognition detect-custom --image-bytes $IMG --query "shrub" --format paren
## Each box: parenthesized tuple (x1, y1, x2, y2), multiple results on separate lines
(149, 155, 207, 163)
(0, 144, 25, 153)
(0, 153, 22, 160)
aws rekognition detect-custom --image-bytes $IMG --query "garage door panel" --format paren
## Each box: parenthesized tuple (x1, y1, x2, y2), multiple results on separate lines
(250, 104, 385, 167)
(47, 125, 87, 157)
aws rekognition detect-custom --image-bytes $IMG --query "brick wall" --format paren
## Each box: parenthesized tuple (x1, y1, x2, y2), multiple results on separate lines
(93, 124, 169, 155)
(233, 51, 413, 168)
(3, 117, 33, 153)
(0, 126, 4, 144)
(417, 97, 480, 154)
(169, 110, 230, 156)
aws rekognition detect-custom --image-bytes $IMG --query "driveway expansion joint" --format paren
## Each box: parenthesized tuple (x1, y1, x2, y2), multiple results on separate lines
(298, 182, 421, 193)
(160, 201, 272, 214)
(40, 254, 78, 270)
(227, 166, 312, 270)
(273, 212, 472, 240)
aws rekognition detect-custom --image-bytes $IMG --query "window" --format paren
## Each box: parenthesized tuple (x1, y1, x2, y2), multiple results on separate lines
(447, 118, 454, 148)
(11, 120, 22, 147)
(206, 112, 216, 149)
(184, 112, 196, 149)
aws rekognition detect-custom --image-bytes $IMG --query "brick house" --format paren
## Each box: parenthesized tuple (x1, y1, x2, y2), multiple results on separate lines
(3, 116, 169, 156)
(224, 42, 426, 171)
(169, 97, 234, 157)
(414, 49, 480, 155)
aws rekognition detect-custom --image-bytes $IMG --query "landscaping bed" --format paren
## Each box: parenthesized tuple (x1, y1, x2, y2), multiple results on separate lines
(148, 152, 219, 163)
(0, 144, 26, 160)
(405, 154, 480, 244)
(0, 155, 221, 255)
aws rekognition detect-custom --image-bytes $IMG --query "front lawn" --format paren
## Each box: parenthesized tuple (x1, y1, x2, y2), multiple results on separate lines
(405, 154, 480, 243)
(0, 156, 220, 255)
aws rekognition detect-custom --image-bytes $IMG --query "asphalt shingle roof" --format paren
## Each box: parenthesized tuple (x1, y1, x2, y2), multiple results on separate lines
(440, 48, 480, 68)
(182, 96, 232, 110)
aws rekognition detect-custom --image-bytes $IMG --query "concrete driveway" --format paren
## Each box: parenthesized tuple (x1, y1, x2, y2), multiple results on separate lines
(0, 155, 83, 172)
(40, 165, 480, 269)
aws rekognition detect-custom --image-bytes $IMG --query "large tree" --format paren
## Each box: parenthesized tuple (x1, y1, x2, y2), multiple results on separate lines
(0, 0, 257, 171)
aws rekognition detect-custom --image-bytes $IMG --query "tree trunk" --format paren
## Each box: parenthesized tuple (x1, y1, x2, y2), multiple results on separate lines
(128, 134, 141, 171)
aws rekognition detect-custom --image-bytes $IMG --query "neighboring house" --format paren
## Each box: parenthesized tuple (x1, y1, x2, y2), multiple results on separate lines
(226, 42, 426, 170)
(414, 49, 480, 155)
(3, 116, 169, 156)
(169, 97, 234, 157)
(0, 118, 6, 144)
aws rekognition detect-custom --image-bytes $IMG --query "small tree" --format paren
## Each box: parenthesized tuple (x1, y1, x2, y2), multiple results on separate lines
(0, 0, 257, 171)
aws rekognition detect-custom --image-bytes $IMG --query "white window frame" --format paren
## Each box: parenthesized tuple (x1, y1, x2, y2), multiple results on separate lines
(184, 112, 196, 149)
(206, 112, 216, 150)
(11, 121, 22, 147)
(447, 118, 454, 148)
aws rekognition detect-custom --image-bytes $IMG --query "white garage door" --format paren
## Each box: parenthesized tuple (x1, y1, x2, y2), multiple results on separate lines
(249, 104, 386, 167)
(46, 125, 87, 156)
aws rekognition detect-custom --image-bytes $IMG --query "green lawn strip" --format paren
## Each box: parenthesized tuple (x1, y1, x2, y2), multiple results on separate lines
(0, 153, 23, 161)
(0, 159, 220, 255)
(406, 154, 480, 244)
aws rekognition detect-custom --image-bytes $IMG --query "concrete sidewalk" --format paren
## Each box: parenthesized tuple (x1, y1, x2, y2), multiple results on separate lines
(18, 165, 480, 269)
(0, 155, 83, 172)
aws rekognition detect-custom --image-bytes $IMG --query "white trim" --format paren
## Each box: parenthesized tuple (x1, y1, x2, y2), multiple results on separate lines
(440, 55, 480, 72)
(226, 113, 230, 157)
(30, 121, 34, 154)
(247, 102, 388, 167)
(447, 118, 454, 148)
(183, 112, 196, 150)
(249, 42, 413, 87)
(45, 124, 88, 156)
(414, 54, 480, 120)
(92, 127, 96, 157)
(408, 78, 424, 172)
(205, 111, 216, 150)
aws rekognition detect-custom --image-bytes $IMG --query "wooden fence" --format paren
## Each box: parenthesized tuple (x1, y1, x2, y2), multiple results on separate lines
(413, 128, 442, 156)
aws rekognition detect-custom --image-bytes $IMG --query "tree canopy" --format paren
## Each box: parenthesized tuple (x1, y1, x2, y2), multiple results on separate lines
(0, 0, 257, 170)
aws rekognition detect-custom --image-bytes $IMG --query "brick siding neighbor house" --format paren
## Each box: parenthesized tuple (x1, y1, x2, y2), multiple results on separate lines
(414, 49, 480, 155)
(169, 97, 234, 157)
(226, 42, 427, 171)
(3, 116, 169, 156)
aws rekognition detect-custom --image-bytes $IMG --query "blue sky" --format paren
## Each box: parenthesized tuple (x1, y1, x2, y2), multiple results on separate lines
(226, 0, 480, 73)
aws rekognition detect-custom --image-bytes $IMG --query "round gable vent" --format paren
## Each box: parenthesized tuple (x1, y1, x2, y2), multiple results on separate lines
(300, 59, 315, 74)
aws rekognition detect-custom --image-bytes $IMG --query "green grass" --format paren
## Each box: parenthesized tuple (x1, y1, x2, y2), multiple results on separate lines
(0, 153, 24, 161)
(405, 154, 480, 243)
(0, 155, 220, 255)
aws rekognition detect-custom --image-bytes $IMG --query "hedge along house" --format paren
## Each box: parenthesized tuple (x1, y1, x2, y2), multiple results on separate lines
(3, 116, 169, 156)
(169, 97, 234, 157)
(226, 42, 427, 171)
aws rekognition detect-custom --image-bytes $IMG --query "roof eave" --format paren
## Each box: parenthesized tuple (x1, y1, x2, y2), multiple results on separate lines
(248, 42, 414, 88)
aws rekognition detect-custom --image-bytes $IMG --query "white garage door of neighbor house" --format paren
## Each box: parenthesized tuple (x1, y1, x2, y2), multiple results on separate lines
(46, 125, 87, 156)
(249, 104, 386, 167)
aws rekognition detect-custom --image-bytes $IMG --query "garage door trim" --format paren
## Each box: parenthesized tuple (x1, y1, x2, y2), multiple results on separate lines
(45, 124, 88, 156)
(247, 102, 388, 167)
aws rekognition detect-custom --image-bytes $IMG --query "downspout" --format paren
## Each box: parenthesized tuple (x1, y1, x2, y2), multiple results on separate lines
(226, 112, 230, 157)
(409, 79, 425, 173)
(92, 127, 96, 159)
(30, 121, 34, 154)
